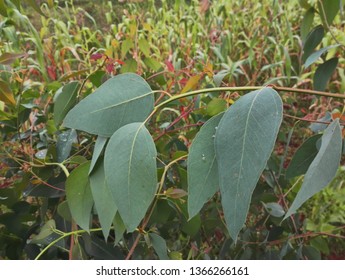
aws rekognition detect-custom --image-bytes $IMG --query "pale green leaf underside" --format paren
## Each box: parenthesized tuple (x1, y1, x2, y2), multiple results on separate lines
(285, 119, 342, 218)
(66, 162, 93, 232)
(89, 161, 117, 240)
(187, 113, 223, 219)
(215, 88, 283, 241)
(104, 122, 157, 232)
(63, 73, 154, 137)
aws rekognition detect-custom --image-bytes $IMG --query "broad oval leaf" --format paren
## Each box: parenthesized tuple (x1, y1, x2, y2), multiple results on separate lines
(285, 119, 342, 218)
(215, 88, 283, 240)
(302, 25, 324, 62)
(285, 134, 322, 179)
(63, 73, 154, 137)
(53, 81, 79, 127)
(313, 57, 338, 91)
(104, 122, 157, 232)
(89, 160, 117, 240)
(187, 113, 223, 219)
(66, 161, 93, 231)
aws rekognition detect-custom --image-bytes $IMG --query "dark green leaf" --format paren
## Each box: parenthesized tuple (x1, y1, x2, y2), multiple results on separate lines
(54, 82, 79, 127)
(89, 136, 107, 174)
(66, 162, 93, 231)
(82, 234, 124, 260)
(63, 73, 154, 137)
(302, 246, 321, 260)
(310, 236, 329, 255)
(285, 134, 322, 179)
(302, 25, 324, 62)
(304, 44, 340, 68)
(301, 8, 315, 42)
(56, 129, 77, 163)
(215, 88, 283, 240)
(313, 57, 338, 91)
(57, 201, 72, 222)
(149, 233, 169, 260)
(285, 120, 342, 218)
(187, 113, 223, 219)
(89, 161, 117, 240)
(317, 0, 340, 28)
(104, 122, 157, 232)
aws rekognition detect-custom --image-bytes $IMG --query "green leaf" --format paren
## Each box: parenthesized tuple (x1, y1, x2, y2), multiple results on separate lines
(206, 98, 227, 116)
(285, 134, 322, 179)
(121, 38, 134, 58)
(120, 58, 138, 73)
(215, 88, 283, 240)
(285, 120, 342, 218)
(302, 25, 324, 62)
(263, 202, 285, 217)
(89, 161, 117, 240)
(302, 246, 321, 260)
(113, 212, 126, 245)
(31, 219, 56, 243)
(309, 112, 332, 133)
(187, 113, 223, 219)
(0, 0, 8, 17)
(0, 52, 25, 65)
(144, 58, 161, 71)
(301, 8, 315, 42)
(304, 44, 340, 68)
(104, 122, 157, 232)
(313, 57, 338, 91)
(89, 136, 107, 174)
(66, 162, 94, 231)
(57, 201, 72, 221)
(54, 82, 79, 127)
(56, 129, 77, 163)
(138, 38, 150, 57)
(63, 73, 154, 137)
(149, 233, 170, 260)
(310, 236, 329, 255)
(317, 0, 340, 28)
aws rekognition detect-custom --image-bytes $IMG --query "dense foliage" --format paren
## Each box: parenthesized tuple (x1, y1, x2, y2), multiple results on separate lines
(1, 0, 345, 260)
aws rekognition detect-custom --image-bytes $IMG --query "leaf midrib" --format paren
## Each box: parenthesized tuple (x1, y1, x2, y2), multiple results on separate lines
(90, 91, 152, 114)
(233, 89, 262, 230)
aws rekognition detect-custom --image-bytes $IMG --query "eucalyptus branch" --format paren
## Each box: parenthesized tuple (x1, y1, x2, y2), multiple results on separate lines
(35, 227, 106, 260)
(154, 85, 345, 110)
(125, 155, 188, 260)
